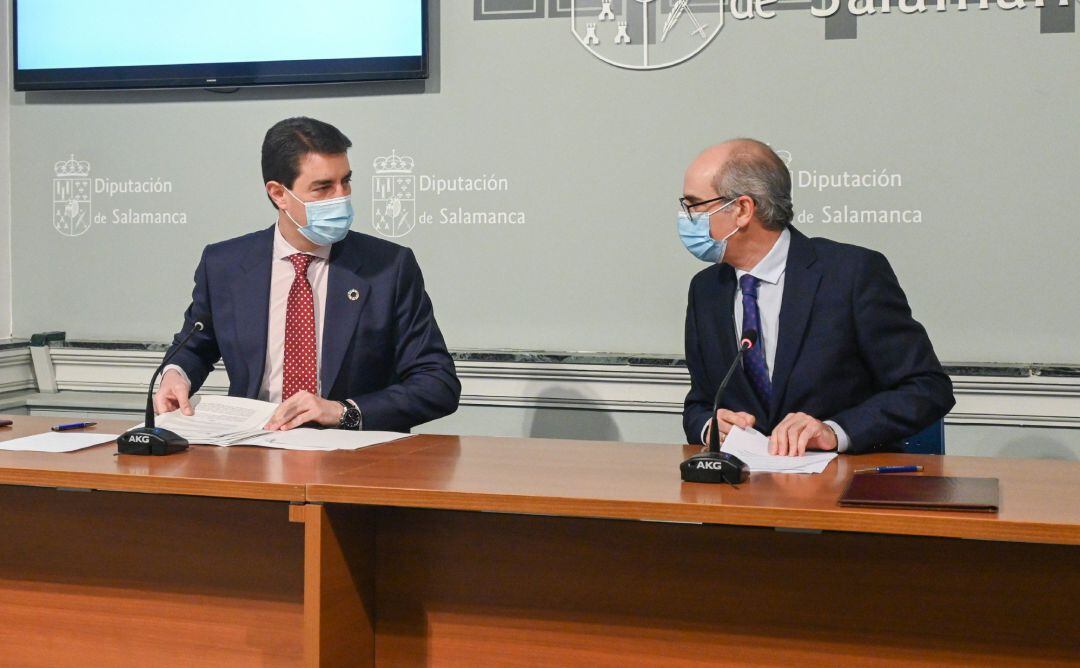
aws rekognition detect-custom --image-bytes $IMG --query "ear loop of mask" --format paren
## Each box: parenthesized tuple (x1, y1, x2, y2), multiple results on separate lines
(705, 198, 740, 241)
(282, 189, 305, 230)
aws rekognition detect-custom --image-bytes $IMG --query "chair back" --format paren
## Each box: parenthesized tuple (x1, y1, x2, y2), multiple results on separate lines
(903, 419, 945, 455)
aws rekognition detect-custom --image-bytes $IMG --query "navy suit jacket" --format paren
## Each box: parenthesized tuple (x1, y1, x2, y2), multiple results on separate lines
(683, 227, 954, 453)
(166, 226, 460, 432)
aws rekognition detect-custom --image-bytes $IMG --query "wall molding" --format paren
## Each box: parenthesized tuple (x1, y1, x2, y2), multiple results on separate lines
(0, 347, 36, 396)
(20, 344, 1080, 429)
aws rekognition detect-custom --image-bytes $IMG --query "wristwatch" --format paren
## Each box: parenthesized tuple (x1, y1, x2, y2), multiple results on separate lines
(338, 401, 362, 431)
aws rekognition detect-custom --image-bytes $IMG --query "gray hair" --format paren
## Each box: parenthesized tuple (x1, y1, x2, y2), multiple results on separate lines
(711, 140, 793, 231)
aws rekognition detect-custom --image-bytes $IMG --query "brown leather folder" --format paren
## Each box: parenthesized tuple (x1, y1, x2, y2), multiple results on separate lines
(839, 475, 999, 513)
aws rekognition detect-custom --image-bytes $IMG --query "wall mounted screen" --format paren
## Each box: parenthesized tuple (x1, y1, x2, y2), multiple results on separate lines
(13, 0, 427, 90)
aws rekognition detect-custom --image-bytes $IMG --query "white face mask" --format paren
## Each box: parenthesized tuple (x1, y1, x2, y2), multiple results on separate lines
(677, 199, 739, 264)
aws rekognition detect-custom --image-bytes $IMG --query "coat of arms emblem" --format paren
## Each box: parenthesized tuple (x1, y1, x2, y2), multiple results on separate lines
(53, 155, 93, 237)
(372, 151, 416, 238)
(571, 0, 725, 70)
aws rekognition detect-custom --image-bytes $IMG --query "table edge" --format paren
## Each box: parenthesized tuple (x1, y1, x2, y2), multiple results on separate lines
(305, 484, 1080, 546)
(0, 469, 306, 502)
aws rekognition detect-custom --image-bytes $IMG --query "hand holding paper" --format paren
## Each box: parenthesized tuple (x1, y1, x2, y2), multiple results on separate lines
(152, 395, 412, 451)
(769, 412, 839, 455)
(721, 426, 837, 474)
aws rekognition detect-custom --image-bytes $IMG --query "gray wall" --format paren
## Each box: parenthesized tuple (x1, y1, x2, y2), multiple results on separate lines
(4, 3, 1079, 457)
(0, 1, 11, 337)
(7, 3, 1080, 363)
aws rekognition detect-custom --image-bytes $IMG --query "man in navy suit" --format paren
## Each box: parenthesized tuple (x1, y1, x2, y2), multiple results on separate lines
(679, 139, 954, 455)
(154, 117, 460, 432)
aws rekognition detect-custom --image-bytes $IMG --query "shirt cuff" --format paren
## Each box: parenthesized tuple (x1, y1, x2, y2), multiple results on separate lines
(824, 420, 850, 453)
(162, 364, 191, 387)
(700, 420, 711, 446)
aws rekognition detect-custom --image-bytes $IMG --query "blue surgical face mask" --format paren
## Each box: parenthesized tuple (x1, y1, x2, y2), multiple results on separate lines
(284, 188, 354, 246)
(677, 199, 739, 264)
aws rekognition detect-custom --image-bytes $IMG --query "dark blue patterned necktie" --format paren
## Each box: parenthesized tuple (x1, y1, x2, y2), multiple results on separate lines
(739, 274, 772, 409)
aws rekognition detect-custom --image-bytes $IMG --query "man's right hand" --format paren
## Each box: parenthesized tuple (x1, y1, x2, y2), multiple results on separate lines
(703, 409, 756, 446)
(153, 369, 193, 416)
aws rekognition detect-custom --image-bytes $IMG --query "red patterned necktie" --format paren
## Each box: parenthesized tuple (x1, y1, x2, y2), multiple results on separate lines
(283, 253, 318, 400)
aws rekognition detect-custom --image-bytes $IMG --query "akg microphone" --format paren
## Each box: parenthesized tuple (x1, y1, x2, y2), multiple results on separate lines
(117, 318, 206, 456)
(680, 330, 758, 484)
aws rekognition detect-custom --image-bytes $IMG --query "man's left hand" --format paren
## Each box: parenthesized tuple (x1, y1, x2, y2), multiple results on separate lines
(769, 412, 838, 456)
(265, 391, 341, 431)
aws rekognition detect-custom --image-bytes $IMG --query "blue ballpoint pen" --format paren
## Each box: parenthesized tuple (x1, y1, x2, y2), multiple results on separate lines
(51, 421, 97, 432)
(854, 465, 924, 474)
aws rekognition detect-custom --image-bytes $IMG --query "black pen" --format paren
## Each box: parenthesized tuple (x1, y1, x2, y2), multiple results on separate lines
(51, 421, 97, 432)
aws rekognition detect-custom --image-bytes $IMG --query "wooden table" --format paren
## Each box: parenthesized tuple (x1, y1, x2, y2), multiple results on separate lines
(0, 416, 1076, 667)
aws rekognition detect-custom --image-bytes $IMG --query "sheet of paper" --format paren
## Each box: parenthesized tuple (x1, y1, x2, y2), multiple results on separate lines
(721, 426, 838, 474)
(248, 429, 414, 451)
(151, 395, 277, 445)
(0, 432, 120, 453)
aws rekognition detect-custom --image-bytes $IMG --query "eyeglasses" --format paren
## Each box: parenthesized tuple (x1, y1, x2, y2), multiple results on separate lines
(679, 194, 740, 220)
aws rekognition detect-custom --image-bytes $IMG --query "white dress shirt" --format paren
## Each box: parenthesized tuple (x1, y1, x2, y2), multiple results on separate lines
(702, 228, 851, 453)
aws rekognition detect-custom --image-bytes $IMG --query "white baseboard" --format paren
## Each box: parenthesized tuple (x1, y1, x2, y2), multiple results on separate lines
(19, 345, 1080, 429)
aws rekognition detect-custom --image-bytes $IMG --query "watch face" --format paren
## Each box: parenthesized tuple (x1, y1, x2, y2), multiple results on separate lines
(339, 403, 361, 430)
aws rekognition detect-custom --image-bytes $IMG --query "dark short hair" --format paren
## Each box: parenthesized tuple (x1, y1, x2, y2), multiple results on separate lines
(261, 117, 352, 207)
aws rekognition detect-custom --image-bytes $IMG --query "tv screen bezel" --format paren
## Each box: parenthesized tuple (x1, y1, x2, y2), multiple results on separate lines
(12, 1, 429, 91)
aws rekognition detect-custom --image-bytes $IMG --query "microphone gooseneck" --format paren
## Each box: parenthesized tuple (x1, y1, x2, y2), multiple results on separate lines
(118, 319, 206, 456)
(707, 329, 759, 453)
(144, 321, 204, 428)
(680, 329, 758, 485)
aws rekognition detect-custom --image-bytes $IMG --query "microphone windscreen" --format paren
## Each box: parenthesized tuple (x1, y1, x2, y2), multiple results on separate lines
(741, 329, 759, 349)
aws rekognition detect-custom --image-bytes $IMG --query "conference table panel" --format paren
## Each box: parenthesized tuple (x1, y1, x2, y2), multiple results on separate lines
(3, 418, 1076, 546)
(0, 485, 305, 667)
(1, 416, 1077, 666)
(369, 506, 1080, 667)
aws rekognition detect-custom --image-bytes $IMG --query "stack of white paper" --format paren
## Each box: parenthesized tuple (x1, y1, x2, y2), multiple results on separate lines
(151, 395, 414, 451)
(721, 426, 838, 474)
(152, 395, 278, 445)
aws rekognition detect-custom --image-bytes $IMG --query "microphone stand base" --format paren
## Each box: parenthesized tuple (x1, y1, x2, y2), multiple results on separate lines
(680, 451, 750, 484)
(117, 427, 190, 456)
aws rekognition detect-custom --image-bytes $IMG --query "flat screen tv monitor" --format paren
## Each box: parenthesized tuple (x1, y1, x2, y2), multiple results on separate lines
(13, 0, 428, 91)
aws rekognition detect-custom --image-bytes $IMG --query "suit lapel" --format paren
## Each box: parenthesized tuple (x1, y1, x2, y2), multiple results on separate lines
(321, 236, 371, 395)
(714, 266, 768, 419)
(231, 227, 274, 398)
(769, 228, 821, 423)
(714, 265, 738, 358)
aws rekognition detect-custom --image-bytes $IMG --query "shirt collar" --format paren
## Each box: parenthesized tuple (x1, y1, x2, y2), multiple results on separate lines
(735, 227, 791, 286)
(274, 223, 331, 262)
